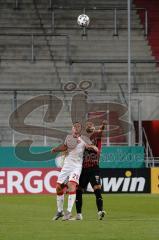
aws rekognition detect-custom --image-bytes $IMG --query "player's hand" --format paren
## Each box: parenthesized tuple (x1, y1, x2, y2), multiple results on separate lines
(51, 148, 56, 154)
(85, 144, 99, 153)
(102, 120, 107, 125)
(85, 144, 93, 149)
(92, 146, 99, 153)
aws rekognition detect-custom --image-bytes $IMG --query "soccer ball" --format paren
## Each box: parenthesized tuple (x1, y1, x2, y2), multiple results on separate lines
(77, 14, 90, 27)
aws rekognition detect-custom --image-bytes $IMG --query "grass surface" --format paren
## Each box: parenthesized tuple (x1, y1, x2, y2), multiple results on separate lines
(0, 194, 159, 240)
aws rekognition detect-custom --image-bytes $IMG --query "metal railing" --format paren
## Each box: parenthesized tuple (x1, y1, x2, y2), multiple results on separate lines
(142, 127, 155, 167)
(145, 157, 159, 167)
(0, 33, 70, 62)
(69, 59, 159, 64)
(9, 1, 149, 36)
(49, 7, 148, 36)
(69, 59, 159, 93)
(0, 57, 159, 93)
(14, 0, 20, 10)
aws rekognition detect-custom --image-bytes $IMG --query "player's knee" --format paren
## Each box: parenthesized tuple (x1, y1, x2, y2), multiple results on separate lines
(67, 181, 77, 193)
(56, 183, 63, 195)
(93, 184, 102, 191)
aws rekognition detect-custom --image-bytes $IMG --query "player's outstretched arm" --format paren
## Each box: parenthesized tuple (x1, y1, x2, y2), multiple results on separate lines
(95, 120, 107, 136)
(99, 120, 107, 132)
(51, 144, 67, 154)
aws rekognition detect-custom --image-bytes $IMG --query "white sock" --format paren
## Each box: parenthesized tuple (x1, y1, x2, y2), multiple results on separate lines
(67, 194, 76, 213)
(57, 194, 64, 212)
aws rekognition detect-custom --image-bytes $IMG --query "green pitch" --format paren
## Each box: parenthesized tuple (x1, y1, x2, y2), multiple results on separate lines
(0, 194, 159, 240)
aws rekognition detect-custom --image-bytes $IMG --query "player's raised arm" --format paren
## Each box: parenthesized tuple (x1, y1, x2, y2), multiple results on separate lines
(96, 120, 107, 136)
(51, 144, 67, 154)
(99, 120, 107, 131)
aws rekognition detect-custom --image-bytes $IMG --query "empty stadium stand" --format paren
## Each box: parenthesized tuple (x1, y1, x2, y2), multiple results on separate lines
(0, 0, 158, 150)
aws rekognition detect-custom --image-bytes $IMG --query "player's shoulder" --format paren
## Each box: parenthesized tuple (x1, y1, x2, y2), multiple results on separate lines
(65, 134, 73, 141)
(65, 134, 74, 139)
(65, 134, 73, 144)
(66, 134, 73, 138)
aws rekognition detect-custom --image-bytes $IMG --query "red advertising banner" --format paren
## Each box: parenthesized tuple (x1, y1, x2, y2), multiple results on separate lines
(0, 168, 60, 194)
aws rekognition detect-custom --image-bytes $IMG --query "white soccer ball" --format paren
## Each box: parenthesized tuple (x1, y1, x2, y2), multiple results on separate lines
(77, 14, 90, 27)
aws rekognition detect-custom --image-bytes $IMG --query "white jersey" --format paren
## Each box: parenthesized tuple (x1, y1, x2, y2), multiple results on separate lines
(63, 134, 91, 167)
(57, 134, 91, 185)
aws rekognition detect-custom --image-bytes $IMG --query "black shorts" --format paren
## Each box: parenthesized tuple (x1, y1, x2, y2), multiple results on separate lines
(79, 167, 101, 189)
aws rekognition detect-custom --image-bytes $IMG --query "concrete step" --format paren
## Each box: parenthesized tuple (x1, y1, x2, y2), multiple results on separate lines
(0, 42, 151, 52)
(0, 36, 148, 44)
(1, 60, 156, 68)
(0, 27, 146, 38)
(2, 66, 158, 74)
(0, 9, 139, 17)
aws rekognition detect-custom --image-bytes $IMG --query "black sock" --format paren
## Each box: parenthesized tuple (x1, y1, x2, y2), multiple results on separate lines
(76, 189, 83, 214)
(94, 189, 103, 212)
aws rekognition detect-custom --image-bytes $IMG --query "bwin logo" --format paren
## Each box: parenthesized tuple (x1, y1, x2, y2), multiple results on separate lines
(102, 171, 146, 192)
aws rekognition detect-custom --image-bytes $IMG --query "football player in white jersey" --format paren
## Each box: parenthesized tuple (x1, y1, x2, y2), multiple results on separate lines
(51, 122, 98, 221)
